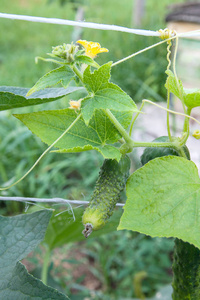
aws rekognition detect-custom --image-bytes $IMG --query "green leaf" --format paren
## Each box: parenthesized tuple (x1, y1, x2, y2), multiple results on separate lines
(0, 210, 67, 299)
(165, 70, 184, 100)
(44, 208, 123, 250)
(83, 61, 112, 93)
(118, 156, 200, 249)
(3, 262, 68, 300)
(55, 144, 122, 161)
(26, 65, 75, 96)
(81, 62, 138, 124)
(14, 109, 132, 160)
(75, 55, 99, 68)
(0, 86, 83, 111)
(166, 70, 200, 108)
(183, 88, 200, 109)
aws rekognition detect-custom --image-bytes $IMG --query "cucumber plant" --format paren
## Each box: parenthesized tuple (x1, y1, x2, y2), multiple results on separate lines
(0, 31, 200, 299)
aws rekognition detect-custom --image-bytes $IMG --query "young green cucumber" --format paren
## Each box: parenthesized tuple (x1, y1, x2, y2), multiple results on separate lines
(140, 135, 190, 165)
(82, 155, 130, 238)
(172, 239, 200, 299)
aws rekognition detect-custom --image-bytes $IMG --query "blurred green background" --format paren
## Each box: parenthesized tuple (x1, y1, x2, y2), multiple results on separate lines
(0, 0, 186, 299)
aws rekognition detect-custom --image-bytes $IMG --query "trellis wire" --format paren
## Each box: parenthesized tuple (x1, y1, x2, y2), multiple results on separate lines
(0, 196, 124, 207)
(1, 13, 200, 39)
(0, 12, 160, 37)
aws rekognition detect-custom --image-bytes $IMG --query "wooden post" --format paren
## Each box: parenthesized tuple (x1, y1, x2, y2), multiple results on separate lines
(71, 6, 85, 42)
(132, 0, 146, 27)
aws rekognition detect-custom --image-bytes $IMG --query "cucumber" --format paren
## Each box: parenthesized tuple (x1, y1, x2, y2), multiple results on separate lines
(140, 136, 190, 165)
(172, 239, 200, 299)
(82, 155, 130, 238)
(141, 136, 200, 299)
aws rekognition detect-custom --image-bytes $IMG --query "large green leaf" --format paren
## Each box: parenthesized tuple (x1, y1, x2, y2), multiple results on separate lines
(81, 62, 138, 124)
(166, 70, 200, 108)
(26, 65, 75, 96)
(0, 210, 67, 299)
(14, 108, 132, 160)
(118, 156, 200, 249)
(44, 208, 123, 250)
(0, 86, 83, 111)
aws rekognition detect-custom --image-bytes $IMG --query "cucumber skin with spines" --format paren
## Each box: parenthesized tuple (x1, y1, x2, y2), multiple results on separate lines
(140, 136, 190, 165)
(82, 155, 130, 235)
(172, 239, 200, 299)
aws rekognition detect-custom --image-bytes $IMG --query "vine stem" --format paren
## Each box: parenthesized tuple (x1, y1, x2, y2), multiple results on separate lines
(41, 246, 51, 285)
(129, 102, 145, 136)
(71, 65, 83, 81)
(166, 82, 172, 141)
(133, 141, 178, 149)
(181, 107, 192, 145)
(35, 56, 66, 65)
(172, 36, 187, 114)
(129, 99, 200, 139)
(112, 37, 177, 67)
(0, 113, 82, 190)
(103, 109, 179, 151)
(141, 100, 200, 126)
(166, 38, 173, 141)
(103, 109, 134, 148)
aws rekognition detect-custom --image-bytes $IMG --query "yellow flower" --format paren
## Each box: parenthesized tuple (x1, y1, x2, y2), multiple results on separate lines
(69, 99, 82, 110)
(76, 40, 108, 58)
(158, 28, 176, 40)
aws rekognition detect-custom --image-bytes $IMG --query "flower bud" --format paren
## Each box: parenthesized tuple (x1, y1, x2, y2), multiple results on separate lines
(52, 43, 78, 62)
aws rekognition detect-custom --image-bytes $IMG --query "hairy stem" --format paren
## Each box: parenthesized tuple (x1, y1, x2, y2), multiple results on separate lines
(133, 141, 177, 149)
(104, 109, 134, 149)
(129, 102, 145, 136)
(71, 64, 83, 81)
(182, 107, 192, 142)
(166, 81, 172, 141)
(41, 247, 51, 285)
(112, 38, 174, 67)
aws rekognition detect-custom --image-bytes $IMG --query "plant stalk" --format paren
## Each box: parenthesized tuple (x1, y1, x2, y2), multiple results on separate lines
(71, 64, 83, 81)
(104, 109, 134, 149)
(41, 247, 51, 285)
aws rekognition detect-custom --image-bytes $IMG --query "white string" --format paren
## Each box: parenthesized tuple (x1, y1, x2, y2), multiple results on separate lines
(0, 13, 159, 37)
(0, 196, 125, 207)
(1, 13, 200, 39)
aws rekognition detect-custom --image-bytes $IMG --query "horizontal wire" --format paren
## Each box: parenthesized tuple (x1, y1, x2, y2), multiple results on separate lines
(0, 196, 125, 207)
(0, 12, 159, 36)
(1, 13, 200, 39)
